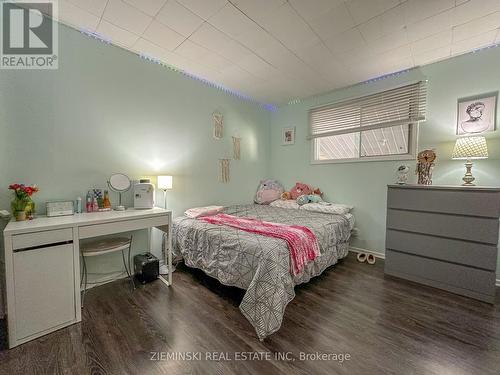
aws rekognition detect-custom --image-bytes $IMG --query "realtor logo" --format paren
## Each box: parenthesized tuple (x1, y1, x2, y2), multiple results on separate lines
(1, 1, 58, 69)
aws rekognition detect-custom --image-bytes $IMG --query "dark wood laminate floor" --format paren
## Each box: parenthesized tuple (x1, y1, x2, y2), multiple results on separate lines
(0, 253, 499, 375)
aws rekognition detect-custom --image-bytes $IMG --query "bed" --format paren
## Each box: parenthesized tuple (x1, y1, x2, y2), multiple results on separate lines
(172, 204, 354, 340)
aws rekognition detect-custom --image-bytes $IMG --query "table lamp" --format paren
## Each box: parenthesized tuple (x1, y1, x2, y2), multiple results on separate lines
(452, 136, 488, 186)
(157, 175, 173, 209)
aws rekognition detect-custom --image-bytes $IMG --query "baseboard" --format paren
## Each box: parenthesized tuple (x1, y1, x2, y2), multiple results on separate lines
(350, 248, 500, 286)
(349, 246, 385, 259)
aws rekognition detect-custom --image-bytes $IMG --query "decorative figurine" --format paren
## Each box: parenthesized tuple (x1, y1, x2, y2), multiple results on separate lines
(396, 165, 410, 184)
(416, 149, 437, 185)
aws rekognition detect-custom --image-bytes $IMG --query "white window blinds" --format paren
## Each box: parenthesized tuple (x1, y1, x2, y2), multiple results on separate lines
(309, 81, 427, 139)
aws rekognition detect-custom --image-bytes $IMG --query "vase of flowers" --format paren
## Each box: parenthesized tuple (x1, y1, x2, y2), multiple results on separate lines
(9, 184, 39, 221)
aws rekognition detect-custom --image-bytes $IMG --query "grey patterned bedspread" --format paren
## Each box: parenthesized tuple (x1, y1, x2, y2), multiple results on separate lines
(173, 204, 354, 340)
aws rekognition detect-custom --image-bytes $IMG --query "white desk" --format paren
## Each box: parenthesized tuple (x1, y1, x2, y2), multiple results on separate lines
(3, 208, 172, 348)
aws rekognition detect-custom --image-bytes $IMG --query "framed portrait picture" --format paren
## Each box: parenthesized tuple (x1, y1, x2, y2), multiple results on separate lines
(282, 127, 295, 145)
(456, 92, 497, 135)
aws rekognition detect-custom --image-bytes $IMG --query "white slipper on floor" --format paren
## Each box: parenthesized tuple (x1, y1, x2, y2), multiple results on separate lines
(357, 253, 367, 263)
(367, 254, 376, 265)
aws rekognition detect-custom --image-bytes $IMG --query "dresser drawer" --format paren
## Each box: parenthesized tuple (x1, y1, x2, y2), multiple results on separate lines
(386, 230, 498, 270)
(12, 228, 73, 250)
(386, 209, 499, 244)
(385, 250, 496, 298)
(388, 188, 500, 218)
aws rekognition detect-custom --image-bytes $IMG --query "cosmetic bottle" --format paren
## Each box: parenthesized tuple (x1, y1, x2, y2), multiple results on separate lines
(86, 194, 92, 213)
(92, 196, 99, 212)
(76, 197, 82, 214)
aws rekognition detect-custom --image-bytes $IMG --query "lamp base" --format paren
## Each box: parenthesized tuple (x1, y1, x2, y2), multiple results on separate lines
(462, 160, 476, 186)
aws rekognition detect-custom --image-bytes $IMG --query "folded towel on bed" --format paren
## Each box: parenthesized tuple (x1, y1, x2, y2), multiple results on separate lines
(184, 206, 224, 218)
(199, 213, 320, 275)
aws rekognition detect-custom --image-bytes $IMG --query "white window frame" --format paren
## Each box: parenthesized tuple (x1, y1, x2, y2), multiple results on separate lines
(309, 81, 426, 164)
(310, 123, 419, 164)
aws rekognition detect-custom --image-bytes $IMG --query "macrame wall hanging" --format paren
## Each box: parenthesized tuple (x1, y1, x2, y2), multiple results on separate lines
(232, 136, 241, 160)
(219, 158, 230, 183)
(213, 111, 223, 139)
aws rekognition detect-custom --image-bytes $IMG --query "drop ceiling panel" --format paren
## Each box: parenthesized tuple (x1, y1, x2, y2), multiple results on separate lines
(66, 0, 108, 17)
(58, 0, 100, 31)
(345, 0, 400, 25)
(97, 20, 139, 47)
(54, 0, 500, 105)
(306, 2, 356, 41)
(143, 21, 185, 51)
(176, 0, 227, 20)
(156, 1, 204, 37)
(103, 0, 153, 35)
(123, 0, 167, 17)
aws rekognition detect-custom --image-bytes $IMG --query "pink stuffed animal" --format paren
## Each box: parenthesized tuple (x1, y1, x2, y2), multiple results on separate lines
(290, 182, 312, 200)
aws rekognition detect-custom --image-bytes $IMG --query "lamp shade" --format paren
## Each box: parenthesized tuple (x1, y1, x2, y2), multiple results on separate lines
(157, 175, 173, 190)
(452, 136, 488, 160)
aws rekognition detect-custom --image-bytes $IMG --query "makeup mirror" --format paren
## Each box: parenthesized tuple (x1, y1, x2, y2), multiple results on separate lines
(108, 173, 131, 211)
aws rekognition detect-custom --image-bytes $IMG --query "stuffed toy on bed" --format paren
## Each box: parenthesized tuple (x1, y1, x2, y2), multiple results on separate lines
(296, 194, 323, 205)
(288, 182, 312, 200)
(254, 179, 284, 204)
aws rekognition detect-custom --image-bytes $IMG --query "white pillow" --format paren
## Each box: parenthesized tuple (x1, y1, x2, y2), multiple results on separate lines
(269, 200, 300, 210)
(300, 203, 353, 215)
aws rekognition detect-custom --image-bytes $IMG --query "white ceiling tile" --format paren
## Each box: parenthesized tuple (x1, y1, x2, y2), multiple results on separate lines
(237, 53, 279, 80)
(174, 39, 209, 60)
(156, 1, 204, 37)
(96, 20, 139, 47)
(369, 31, 408, 54)
(346, 0, 400, 25)
(58, 0, 500, 104)
(202, 51, 233, 71)
(256, 3, 320, 52)
(452, 11, 500, 42)
(132, 37, 170, 58)
(308, 2, 356, 40)
(123, 0, 167, 17)
(358, 3, 407, 42)
(189, 23, 251, 62)
(451, 29, 497, 55)
(404, 0, 455, 25)
(66, 0, 107, 17)
(411, 30, 452, 55)
(288, 0, 344, 22)
(324, 28, 367, 53)
(406, 8, 453, 42)
(143, 20, 185, 50)
(208, 3, 256, 39)
(229, 0, 286, 23)
(176, 0, 227, 20)
(103, 0, 153, 35)
(453, 0, 500, 26)
(58, 0, 100, 31)
(413, 46, 451, 66)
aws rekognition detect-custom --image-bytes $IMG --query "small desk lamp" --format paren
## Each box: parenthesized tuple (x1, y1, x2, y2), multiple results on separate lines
(157, 175, 173, 209)
(452, 136, 488, 186)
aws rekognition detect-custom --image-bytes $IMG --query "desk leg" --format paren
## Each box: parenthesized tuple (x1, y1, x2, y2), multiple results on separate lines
(157, 219, 172, 286)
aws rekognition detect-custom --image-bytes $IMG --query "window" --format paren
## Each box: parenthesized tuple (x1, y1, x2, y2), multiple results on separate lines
(310, 81, 427, 163)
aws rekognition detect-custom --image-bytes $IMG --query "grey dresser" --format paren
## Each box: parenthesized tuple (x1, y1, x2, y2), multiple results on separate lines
(385, 184, 499, 303)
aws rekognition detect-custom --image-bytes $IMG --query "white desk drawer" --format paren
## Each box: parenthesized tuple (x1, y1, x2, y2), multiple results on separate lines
(12, 228, 73, 250)
(78, 216, 169, 239)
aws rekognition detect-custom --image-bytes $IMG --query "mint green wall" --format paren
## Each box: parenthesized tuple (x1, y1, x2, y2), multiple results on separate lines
(270, 47, 500, 277)
(0, 25, 270, 283)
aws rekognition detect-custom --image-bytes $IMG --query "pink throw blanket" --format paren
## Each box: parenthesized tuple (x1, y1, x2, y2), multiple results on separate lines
(199, 214, 320, 275)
